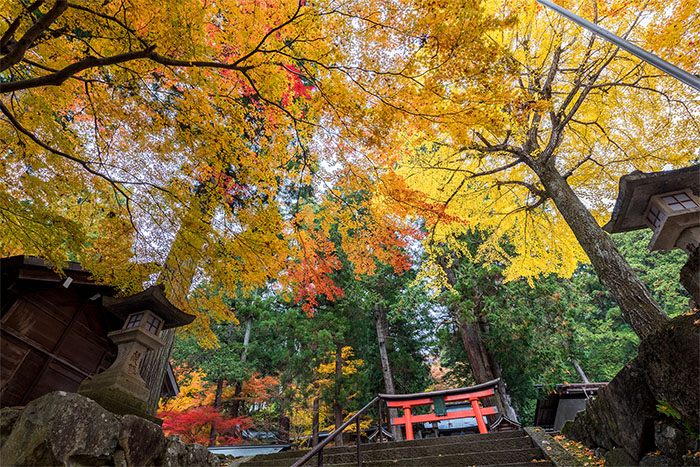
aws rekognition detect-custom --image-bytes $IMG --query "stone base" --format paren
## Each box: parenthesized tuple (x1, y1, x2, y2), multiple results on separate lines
(78, 371, 161, 425)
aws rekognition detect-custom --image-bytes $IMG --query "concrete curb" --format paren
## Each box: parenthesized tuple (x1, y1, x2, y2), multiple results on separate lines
(525, 426, 584, 467)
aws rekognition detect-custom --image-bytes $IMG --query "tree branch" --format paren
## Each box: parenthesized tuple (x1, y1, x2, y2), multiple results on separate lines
(0, 46, 256, 93)
(0, 0, 67, 73)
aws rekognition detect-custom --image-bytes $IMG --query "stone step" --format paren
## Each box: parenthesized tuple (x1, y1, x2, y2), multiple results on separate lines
(245, 447, 545, 467)
(253, 430, 527, 462)
(329, 463, 553, 467)
(249, 437, 534, 466)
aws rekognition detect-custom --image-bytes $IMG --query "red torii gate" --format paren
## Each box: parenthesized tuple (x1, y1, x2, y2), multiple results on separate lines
(381, 379, 500, 441)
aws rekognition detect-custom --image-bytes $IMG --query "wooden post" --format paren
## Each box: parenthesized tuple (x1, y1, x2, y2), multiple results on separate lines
(356, 416, 361, 466)
(377, 400, 383, 443)
(403, 406, 414, 440)
(470, 398, 487, 434)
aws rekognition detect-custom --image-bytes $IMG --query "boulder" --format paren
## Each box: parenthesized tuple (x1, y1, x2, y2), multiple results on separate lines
(605, 447, 638, 466)
(0, 391, 120, 466)
(0, 407, 22, 449)
(654, 421, 698, 463)
(639, 314, 700, 428)
(683, 453, 700, 466)
(639, 454, 674, 466)
(562, 356, 657, 459)
(563, 313, 700, 463)
(156, 435, 220, 467)
(118, 414, 165, 466)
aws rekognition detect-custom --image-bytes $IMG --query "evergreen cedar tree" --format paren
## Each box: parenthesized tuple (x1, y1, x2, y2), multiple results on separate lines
(1, 1, 697, 348)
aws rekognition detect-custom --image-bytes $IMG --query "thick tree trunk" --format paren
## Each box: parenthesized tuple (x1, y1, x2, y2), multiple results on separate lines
(373, 304, 403, 441)
(442, 261, 518, 421)
(208, 378, 225, 446)
(142, 184, 219, 414)
(230, 381, 243, 418)
(535, 161, 668, 339)
(454, 312, 518, 421)
(334, 343, 344, 447)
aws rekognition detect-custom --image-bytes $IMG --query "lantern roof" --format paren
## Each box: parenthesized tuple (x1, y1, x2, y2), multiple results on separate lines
(102, 284, 195, 329)
(603, 165, 700, 234)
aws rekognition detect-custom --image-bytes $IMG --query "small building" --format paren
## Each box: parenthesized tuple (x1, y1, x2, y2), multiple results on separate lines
(534, 382, 607, 432)
(1, 256, 182, 408)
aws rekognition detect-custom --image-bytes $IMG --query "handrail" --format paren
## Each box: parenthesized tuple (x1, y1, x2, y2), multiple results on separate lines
(291, 396, 381, 467)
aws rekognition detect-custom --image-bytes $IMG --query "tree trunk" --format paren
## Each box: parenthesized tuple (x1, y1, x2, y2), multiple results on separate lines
(231, 316, 253, 418)
(572, 359, 590, 384)
(334, 343, 344, 447)
(454, 312, 518, 422)
(373, 304, 403, 441)
(208, 377, 225, 446)
(278, 371, 290, 443)
(312, 388, 320, 448)
(534, 161, 668, 339)
(142, 184, 220, 414)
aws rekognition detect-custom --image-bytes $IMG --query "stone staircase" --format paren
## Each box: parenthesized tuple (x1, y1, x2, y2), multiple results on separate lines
(240, 430, 555, 466)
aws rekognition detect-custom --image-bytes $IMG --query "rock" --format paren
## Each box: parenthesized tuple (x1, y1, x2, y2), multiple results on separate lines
(112, 449, 128, 467)
(156, 435, 219, 467)
(655, 421, 695, 463)
(118, 414, 165, 466)
(158, 435, 189, 467)
(0, 407, 22, 449)
(0, 391, 120, 466)
(640, 313, 700, 430)
(562, 355, 657, 460)
(563, 314, 700, 463)
(186, 442, 220, 466)
(680, 245, 699, 306)
(639, 454, 674, 466)
(683, 453, 700, 466)
(605, 447, 638, 466)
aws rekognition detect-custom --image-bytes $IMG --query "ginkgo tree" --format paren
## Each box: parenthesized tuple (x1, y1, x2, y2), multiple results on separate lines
(393, 0, 699, 339)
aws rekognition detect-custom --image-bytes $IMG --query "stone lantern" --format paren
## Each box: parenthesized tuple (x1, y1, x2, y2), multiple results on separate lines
(603, 164, 700, 305)
(603, 165, 700, 253)
(78, 284, 194, 423)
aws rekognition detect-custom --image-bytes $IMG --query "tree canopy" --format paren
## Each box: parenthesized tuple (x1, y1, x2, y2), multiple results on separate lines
(1, 1, 697, 351)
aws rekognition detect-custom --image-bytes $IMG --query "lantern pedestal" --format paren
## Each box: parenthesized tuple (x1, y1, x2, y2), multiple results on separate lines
(78, 325, 165, 424)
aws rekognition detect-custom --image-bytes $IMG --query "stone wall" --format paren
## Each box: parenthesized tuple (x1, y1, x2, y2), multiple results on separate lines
(0, 391, 225, 466)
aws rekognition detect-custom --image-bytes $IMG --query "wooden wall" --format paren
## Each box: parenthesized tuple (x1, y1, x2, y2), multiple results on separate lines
(1, 258, 120, 407)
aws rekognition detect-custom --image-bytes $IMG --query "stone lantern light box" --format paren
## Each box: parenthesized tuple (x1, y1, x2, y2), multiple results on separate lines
(603, 165, 700, 253)
(77, 284, 194, 423)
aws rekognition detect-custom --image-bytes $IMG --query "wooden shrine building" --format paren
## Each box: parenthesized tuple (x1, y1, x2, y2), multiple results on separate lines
(0, 255, 181, 408)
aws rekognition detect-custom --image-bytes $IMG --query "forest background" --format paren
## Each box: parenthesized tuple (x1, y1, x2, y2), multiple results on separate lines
(1, 0, 697, 446)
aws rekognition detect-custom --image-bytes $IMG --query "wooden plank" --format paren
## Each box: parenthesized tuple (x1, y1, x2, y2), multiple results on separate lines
(391, 406, 497, 425)
(0, 328, 90, 379)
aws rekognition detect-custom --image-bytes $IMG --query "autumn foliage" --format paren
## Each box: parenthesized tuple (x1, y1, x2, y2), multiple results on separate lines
(159, 406, 250, 446)
(157, 366, 263, 445)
